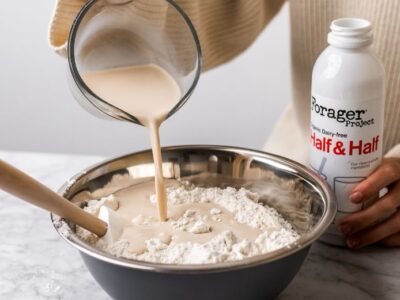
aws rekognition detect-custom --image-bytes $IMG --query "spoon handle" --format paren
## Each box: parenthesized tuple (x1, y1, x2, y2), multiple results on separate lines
(0, 160, 107, 237)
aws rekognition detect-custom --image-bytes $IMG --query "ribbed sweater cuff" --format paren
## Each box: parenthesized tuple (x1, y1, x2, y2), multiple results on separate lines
(48, 0, 86, 57)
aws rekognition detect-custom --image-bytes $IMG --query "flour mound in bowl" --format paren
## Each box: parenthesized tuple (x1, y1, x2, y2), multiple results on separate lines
(76, 181, 301, 264)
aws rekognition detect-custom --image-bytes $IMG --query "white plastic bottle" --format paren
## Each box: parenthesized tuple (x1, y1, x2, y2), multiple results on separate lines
(310, 18, 385, 246)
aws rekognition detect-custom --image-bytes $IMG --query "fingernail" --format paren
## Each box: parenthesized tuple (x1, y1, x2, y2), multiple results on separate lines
(349, 191, 363, 203)
(347, 238, 358, 249)
(340, 223, 352, 235)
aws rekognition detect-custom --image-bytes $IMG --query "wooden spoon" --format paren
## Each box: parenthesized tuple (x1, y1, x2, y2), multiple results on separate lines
(0, 159, 123, 241)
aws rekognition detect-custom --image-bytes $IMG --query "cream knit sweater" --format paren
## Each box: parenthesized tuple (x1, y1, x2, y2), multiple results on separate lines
(49, 0, 400, 164)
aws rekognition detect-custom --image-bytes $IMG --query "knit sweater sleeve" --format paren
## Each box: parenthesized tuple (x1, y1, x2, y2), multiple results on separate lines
(48, 0, 285, 70)
(49, 0, 86, 57)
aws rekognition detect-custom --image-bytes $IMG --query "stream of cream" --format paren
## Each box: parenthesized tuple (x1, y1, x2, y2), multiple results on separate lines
(81, 64, 181, 221)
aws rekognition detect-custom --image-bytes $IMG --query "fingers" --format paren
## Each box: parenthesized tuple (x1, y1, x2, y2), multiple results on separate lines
(349, 158, 400, 204)
(380, 232, 400, 247)
(346, 209, 400, 249)
(340, 158, 400, 248)
(340, 181, 400, 235)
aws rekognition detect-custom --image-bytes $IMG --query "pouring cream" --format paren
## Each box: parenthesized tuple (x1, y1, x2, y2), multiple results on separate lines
(81, 64, 181, 221)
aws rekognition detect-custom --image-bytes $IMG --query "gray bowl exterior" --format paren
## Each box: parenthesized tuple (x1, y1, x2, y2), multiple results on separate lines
(55, 145, 336, 300)
(81, 246, 310, 300)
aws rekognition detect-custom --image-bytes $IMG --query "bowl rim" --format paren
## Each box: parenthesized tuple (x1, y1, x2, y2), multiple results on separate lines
(52, 145, 337, 274)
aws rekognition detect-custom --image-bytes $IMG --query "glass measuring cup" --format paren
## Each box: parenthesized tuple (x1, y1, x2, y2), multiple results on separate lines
(67, 0, 201, 124)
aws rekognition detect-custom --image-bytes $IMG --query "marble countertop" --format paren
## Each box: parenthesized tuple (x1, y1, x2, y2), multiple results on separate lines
(0, 151, 399, 300)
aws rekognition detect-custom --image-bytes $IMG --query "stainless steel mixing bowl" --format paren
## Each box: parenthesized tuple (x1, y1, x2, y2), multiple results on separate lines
(52, 145, 336, 300)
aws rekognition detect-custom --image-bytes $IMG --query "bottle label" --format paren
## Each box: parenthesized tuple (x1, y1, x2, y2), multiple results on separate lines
(309, 93, 383, 236)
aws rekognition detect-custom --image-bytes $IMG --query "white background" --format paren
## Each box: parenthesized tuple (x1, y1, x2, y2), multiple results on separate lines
(0, 1, 290, 156)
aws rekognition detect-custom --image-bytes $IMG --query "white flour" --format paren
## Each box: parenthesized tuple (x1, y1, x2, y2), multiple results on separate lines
(171, 209, 212, 234)
(76, 183, 300, 264)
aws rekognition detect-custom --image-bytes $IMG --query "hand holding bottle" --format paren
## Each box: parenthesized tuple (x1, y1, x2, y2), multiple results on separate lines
(340, 158, 400, 248)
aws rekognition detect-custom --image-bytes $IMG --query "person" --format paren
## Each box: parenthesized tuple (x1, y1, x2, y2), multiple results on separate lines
(49, 0, 400, 248)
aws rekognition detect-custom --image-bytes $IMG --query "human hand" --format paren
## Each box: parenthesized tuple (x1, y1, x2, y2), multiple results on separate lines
(339, 158, 400, 249)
